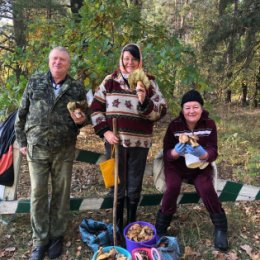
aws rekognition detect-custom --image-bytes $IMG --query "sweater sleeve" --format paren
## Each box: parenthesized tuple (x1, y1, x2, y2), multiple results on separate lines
(137, 79, 167, 122)
(204, 120, 218, 162)
(90, 78, 110, 137)
(163, 121, 179, 161)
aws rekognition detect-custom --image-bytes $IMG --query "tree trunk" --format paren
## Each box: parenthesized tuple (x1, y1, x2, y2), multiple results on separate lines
(46, 0, 52, 19)
(225, 89, 231, 103)
(130, 0, 142, 5)
(12, 1, 27, 84)
(253, 66, 260, 107)
(225, 0, 238, 81)
(241, 82, 248, 106)
(70, 0, 83, 14)
(70, 0, 83, 22)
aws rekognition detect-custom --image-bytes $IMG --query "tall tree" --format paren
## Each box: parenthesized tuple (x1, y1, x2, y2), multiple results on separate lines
(202, 0, 260, 101)
(70, 0, 83, 13)
(0, 0, 202, 115)
(0, 0, 69, 114)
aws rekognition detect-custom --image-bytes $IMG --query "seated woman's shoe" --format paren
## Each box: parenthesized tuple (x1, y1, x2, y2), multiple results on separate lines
(155, 209, 172, 237)
(210, 212, 229, 251)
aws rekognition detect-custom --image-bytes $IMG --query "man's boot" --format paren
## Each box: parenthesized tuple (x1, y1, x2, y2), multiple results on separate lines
(210, 211, 229, 251)
(126, 198, 138, 224)
(155, 209, 172, 237)
(29, 245, 48, 260)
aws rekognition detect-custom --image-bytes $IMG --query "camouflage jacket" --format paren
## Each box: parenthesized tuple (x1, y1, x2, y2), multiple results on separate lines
(15, 71, 87, 148)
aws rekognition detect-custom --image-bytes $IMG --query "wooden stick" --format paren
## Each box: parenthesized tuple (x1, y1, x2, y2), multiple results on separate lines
(112, 118, 119, 246)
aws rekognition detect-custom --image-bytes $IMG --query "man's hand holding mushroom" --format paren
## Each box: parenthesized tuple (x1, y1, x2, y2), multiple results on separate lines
(67, 100, 88, 125)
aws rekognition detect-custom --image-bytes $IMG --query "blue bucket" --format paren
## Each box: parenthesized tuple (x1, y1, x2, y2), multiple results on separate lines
(91, 246, 132, 260)
(123, 221, 157, 254)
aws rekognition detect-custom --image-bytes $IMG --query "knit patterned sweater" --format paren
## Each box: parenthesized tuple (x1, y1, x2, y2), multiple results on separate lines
(91, 70, 167, 148)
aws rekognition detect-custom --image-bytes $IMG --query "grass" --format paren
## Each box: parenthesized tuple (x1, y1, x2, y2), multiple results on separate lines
(213, 104, 260, 185)
(0, 104, 259, 260)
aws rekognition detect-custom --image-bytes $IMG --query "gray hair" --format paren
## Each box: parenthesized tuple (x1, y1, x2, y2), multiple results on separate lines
(49, 46, 71, 62)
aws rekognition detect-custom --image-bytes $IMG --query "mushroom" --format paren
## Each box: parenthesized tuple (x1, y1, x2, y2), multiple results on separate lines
(67, 100, 88, 118)
(179, 134, 189, 144)
(128, 69, 150, 91)
(179, 134, 199, 147)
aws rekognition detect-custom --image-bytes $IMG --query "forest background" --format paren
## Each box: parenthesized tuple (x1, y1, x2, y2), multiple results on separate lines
(0, 0, 259, 260)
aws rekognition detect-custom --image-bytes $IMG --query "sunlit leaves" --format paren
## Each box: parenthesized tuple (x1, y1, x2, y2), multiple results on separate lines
(0, 0, 204, 115)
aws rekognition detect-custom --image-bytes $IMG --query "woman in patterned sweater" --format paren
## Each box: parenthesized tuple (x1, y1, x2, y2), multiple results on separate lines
(91, 43, 167, 231)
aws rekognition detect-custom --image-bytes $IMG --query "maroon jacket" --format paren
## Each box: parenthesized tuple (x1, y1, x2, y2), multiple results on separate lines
(163, 110, 218, 175)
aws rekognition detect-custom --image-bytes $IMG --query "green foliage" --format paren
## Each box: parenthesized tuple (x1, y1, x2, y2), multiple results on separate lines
(0, 0, 203, 115)
(247, 153, 260, 177)
(200, 0, 260, 99)
(73, 0, 202, 94)
(1, 0, 259, 114)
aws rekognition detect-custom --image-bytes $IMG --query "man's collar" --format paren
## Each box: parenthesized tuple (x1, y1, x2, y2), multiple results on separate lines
(48, 71, 68, 85)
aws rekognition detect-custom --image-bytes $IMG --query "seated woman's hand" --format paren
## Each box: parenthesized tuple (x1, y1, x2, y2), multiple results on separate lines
(186, 144, 207, 159)
(174, 142, 186, 156)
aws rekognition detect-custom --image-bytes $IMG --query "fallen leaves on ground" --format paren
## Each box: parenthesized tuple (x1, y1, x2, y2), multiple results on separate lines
(240, 244, 260, 260)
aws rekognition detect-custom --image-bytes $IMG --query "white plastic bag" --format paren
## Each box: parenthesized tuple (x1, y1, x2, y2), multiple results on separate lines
(153, 150, 166, 193)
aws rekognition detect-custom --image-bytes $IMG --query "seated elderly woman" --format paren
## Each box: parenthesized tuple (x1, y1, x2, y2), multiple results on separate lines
(155, 89, 229, 252)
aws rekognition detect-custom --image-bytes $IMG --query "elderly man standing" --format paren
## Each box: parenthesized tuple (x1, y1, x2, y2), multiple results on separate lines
(15, 46, 88, 260)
